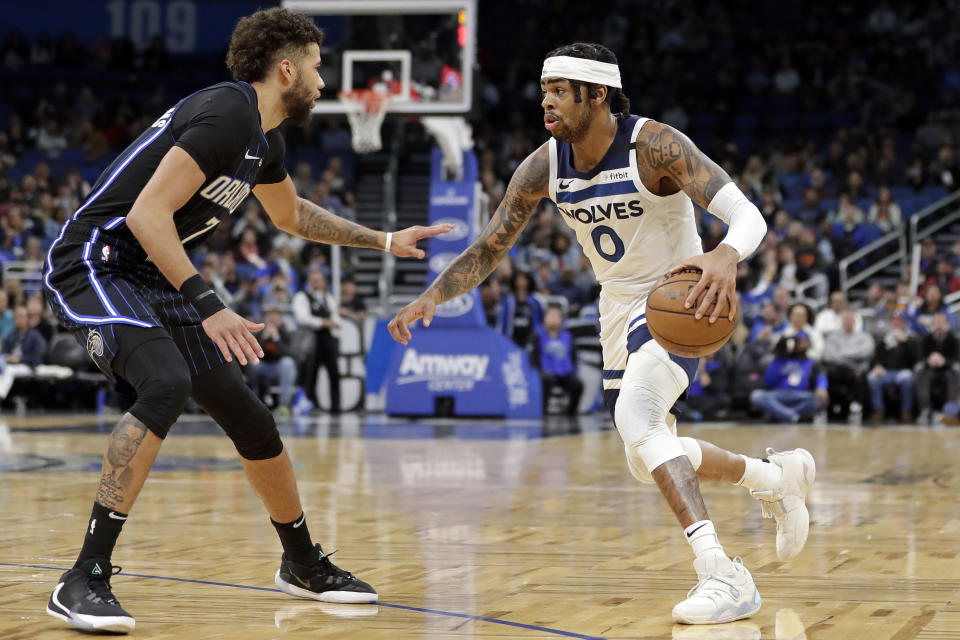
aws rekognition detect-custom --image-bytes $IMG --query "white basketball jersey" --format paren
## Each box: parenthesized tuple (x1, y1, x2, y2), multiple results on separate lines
(547, 116, 702, 300)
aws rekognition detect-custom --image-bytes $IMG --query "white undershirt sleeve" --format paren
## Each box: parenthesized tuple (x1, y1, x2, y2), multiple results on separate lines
(707, 182, 767, 261)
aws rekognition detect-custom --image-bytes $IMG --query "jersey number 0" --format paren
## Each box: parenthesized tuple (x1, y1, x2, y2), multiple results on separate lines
(591, 225, 625, 262)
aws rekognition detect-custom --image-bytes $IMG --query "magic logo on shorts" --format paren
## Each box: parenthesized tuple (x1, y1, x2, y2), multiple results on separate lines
(199, 175, 251, 214)
(86, 327, 104, 359)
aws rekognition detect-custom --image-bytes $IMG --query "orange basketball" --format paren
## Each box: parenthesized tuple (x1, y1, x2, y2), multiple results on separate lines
(645, 268, 735, 358)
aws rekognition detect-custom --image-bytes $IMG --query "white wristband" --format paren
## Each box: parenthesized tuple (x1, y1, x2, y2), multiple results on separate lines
(707, 182, 767, 261)
(384, 232, 392, 252)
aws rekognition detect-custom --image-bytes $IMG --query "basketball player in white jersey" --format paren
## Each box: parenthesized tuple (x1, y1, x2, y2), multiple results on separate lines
(389, 43, 815, 625)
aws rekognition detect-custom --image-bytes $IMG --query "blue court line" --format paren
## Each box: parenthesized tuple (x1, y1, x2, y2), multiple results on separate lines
(1, 562, 606, 640)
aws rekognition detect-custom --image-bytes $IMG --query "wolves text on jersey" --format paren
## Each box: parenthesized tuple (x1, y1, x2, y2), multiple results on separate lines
(557, 199, 645, 225)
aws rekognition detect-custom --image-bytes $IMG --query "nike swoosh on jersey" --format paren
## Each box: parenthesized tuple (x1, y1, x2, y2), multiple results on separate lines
(244, 151, 261, 160)
(559, 180, 573, 189)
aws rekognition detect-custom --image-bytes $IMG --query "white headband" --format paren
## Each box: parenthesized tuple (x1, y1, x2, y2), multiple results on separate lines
(541, 55, 622, 89)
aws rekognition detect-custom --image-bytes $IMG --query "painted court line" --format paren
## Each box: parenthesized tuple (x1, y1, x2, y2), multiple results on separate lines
(1, 562, 606, 640)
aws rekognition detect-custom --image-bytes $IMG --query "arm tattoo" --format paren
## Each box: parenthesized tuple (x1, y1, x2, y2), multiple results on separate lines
(427, 150, 549, 303)
(635, 122, 730, 208)
(96, 414, 148, 509)
(650, 456, 709, 527)
(294, 198, 382, 249)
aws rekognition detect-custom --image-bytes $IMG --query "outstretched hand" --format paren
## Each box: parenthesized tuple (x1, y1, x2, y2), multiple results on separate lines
(390, 223, 456, 259)
(668, 244, 740, 324)
(388, 290, 441, 345)
(201, 309, 264, 366)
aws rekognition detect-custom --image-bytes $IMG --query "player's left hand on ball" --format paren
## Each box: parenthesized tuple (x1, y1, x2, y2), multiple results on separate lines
(388, 291, 440, 345)
(390, 223, 456, 259)
(669, 244, 740, 324)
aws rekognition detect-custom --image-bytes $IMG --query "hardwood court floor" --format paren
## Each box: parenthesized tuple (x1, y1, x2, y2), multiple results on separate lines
(2, 413, 959, 639)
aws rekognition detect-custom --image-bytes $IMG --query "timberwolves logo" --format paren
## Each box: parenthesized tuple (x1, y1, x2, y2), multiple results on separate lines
(86, 328, 105, 359)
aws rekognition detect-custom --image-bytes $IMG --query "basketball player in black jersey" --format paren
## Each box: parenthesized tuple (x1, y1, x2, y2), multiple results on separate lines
(43, 9, 452, 633)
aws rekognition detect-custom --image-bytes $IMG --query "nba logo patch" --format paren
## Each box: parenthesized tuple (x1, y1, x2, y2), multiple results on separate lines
(86, 328, 104, 359)
(101, 245, 111, 262)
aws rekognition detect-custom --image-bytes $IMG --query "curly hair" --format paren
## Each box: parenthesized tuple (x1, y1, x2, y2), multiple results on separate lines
(226, 8, 324, 83)
(544, 42, 630, 118)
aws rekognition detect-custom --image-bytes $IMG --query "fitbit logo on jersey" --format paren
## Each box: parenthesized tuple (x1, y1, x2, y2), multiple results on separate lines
(199, 175, 252, 213)
(397, 348, 489, 391)
(558, 200, 644, 224)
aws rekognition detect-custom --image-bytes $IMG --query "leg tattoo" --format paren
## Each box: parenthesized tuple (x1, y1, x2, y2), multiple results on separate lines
(651, 455, 710, 528)
(96, 414, 147, 509)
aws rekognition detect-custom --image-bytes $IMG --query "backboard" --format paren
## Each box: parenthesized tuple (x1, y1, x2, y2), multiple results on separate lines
(283, 0, 477, 115)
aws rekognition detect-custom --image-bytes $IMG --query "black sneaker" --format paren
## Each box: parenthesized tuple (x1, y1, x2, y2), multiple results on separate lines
(275, 544, 378, 603)
(46, 558, 135, 633)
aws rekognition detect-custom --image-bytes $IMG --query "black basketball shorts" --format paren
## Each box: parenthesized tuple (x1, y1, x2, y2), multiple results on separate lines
(43, 225, 226, 383)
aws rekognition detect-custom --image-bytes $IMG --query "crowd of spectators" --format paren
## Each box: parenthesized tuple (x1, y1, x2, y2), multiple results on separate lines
(2, 2, 960, 421)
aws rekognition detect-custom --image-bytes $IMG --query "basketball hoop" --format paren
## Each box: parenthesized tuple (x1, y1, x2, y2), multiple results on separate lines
(339, 89, 389, 154)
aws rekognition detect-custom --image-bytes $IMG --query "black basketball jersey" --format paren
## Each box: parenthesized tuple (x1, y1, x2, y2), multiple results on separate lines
(62, 81, 287, 259)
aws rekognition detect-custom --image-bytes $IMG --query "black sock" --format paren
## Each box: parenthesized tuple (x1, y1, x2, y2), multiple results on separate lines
(75, 502, 127, 567)
(271, 513, 315, 565)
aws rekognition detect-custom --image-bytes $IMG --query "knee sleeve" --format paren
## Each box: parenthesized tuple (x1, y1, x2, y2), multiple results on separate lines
(616, 340, 691, 481)
(115, 332, 192, 439)
(191, 361, 283, 460)
(625, 436, 703, 483)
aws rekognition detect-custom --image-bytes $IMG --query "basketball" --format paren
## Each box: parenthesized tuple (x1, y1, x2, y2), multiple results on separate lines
(646, 268, 735, 358)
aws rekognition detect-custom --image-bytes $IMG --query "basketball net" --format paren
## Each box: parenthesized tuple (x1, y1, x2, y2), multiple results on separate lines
(339, 89, 389, 154)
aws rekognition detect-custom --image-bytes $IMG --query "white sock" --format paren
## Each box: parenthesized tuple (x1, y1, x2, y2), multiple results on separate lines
(737, 455, 782, 490)
(684, 519, 726, 562)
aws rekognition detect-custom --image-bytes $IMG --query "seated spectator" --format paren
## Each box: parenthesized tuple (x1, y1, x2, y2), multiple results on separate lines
(815, 291, 863, 336)
(548, 231, 579, 272)
(792, 228, 824, 283)
(531, 304, 582, 416)
(918, 238, 938, 279)
(828, 193, 865, 225)
(0, 290, 14, 341)
(777, 243, 798, 290)
(25, 294, 53, 342)
(243, 305, 299, 417)
(780, 302, 824, 360)
(915, 312, 960, 424)
(830, 195, 865, 257)
(2, 305, 46, 369)
(868, 315, 920, 423)
(867, 186, 902, 232)
(480, 276, 503, 330)
(749, 300, 786, 344)
(864, 283, 885, 311)
(686, 351, 732, 421)
(749, 333, 829, 423)
(548, 267, 589, 313)
(795, 187, 825, 226)
(823, 310, 875, 421)
(919, 258, 960, 297)
(864, 291, 899, 340)
(232, 267, 264, 322)
(911, 284, 950, 334)
(500, 270, 542, 351)
(338, 275, 367, 321)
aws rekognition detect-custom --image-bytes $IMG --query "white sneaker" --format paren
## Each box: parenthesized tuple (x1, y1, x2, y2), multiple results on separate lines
(672, 556, 761, 625)
(750, 448, 815, 561)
